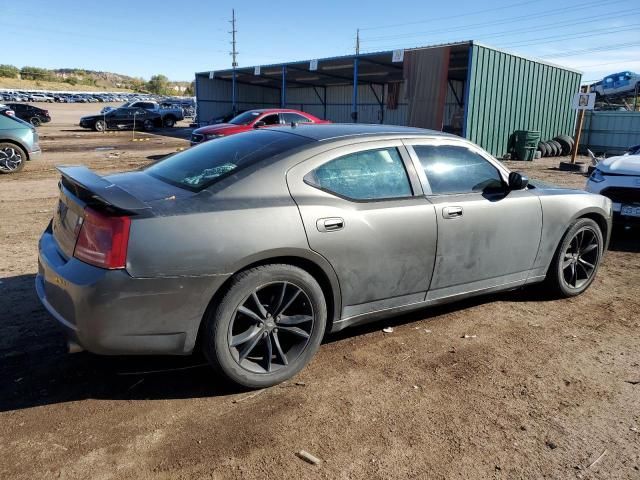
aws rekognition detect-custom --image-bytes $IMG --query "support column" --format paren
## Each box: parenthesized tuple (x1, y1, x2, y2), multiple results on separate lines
(351, 58, 359, 122)
(281, 66, 287, 108)
(231, 70, 237, 114)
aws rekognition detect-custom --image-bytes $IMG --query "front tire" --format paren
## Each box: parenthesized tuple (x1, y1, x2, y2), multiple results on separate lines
(143, 119, 154, 131)
(94, 120, 106, 132)
(203, 264, 327, 389)
(545, 218, 603, 297)
(0, 143, 27, 174)
(163, 116, 176, 128)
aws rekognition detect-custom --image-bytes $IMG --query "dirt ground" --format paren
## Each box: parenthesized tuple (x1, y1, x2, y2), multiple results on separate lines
(1, 103, 639, 480)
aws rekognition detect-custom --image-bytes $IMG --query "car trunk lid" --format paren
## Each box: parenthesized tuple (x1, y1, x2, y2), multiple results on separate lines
(52, 166, 190, 259)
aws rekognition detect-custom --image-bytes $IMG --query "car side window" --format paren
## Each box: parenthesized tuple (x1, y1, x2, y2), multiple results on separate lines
(261, 114, 280, 125)
(282, 112, 312, 124)
(305, 147, 412, 201)
(413, 144, 504, 195)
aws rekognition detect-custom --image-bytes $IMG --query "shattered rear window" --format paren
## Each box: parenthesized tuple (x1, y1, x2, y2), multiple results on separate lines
(145, 130, 311, 191)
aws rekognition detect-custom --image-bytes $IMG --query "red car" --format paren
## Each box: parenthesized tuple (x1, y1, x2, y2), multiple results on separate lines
(190, 109, 329, 145)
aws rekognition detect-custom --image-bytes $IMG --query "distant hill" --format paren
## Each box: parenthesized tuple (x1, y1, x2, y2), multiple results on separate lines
(0, 65, 192, 94)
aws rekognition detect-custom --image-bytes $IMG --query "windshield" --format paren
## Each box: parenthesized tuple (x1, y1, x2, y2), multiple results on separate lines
(229, 110, 262, 125)
(146, 130, 312, 190)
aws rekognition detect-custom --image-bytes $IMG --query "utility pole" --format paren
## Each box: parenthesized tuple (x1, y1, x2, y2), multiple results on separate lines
(230, 9, 238, 114)
(352, 28, 360, 123)
(230, 9, 238, 69)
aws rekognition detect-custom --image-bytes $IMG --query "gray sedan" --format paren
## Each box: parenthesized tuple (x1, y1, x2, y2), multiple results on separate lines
(36, 124, 612, 388)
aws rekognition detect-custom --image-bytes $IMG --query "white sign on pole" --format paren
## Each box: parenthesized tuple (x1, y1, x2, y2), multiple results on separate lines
(392, 49, 405, 62)
(310, 59, 318, 71)
(254, 66, 261, 76)
(209, 71, 215, 79)
(572, 92, 596, 110)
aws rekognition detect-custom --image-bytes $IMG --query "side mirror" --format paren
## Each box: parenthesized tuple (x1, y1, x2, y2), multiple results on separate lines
(253, 120, 265, 129)
(508, 171, 529, 190)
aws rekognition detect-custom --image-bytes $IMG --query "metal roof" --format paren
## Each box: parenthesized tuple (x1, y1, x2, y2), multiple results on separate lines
(196, 40, 580, 89)
(196, 41, 473, 89)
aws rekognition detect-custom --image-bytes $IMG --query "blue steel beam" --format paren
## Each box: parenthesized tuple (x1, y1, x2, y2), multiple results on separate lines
(281, 66, 287, 108)
(352, 57, 359, 123)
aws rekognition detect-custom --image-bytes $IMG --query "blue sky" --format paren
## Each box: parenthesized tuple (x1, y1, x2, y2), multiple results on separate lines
(4, 0, 639, 83)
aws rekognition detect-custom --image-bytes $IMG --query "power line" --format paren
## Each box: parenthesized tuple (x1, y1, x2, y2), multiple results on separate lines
(541, 41, 640, 58)
(360, 0, 626, 43)
(503, 23, 640, 48)
(574, 59, 640, 69)
(360, 0, 541, 31)
(364, 7, 640, 48)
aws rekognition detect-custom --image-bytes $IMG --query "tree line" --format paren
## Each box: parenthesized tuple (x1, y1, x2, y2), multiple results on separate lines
(0, 65, 194, 95)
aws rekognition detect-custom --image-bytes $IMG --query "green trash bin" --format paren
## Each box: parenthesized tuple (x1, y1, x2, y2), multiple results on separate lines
(512, 130, 541, 161)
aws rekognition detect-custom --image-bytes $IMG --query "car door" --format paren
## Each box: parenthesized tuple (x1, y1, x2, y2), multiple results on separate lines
(404, 138, 543, 300)
(108, 108, 130, 128)
(287, 140, 438, 323)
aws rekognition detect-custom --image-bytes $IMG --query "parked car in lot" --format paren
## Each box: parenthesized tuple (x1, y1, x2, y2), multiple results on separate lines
(79, 107, 162, 131)
(36, 124, 612, 388)
(0, 105, 41, 173)
(6, 103, 51, 126)
(30, 93, 54, 103)
(586, 149, 640, 224)
(190, 108, 329, 145)
(124, 100, 184, 127)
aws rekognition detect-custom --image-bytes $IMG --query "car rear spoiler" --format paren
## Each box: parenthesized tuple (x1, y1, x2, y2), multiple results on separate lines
(56, 165, 151, 214)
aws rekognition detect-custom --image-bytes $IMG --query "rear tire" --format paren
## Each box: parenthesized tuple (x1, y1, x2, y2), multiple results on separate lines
(143, 119, 154, 131)
(545, 218, 603, 297)
(30, 117, 41, 127)
(203, 264, 327, 389)
(163, 116, 176, 128)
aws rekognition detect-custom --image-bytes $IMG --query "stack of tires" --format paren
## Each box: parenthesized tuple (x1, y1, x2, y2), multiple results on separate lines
(537, 135, 574, 158)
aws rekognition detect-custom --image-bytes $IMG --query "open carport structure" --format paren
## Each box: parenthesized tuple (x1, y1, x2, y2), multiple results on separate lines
(195, 41, 581, 156)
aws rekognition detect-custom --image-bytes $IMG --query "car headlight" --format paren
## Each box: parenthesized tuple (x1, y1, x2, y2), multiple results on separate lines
(205, 133, 225, 140)
(589, 168, 605, 183)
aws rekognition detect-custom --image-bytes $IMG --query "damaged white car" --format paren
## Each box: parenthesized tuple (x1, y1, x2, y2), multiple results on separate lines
(586, 149, 640, 223)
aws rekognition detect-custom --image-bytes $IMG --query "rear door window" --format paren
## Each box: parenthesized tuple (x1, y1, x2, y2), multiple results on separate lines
(281, 112, 312, 124)
(305, 147, 412, 200)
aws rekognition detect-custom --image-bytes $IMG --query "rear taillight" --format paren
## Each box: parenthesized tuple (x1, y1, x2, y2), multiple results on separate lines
(73, 208, 131, 269)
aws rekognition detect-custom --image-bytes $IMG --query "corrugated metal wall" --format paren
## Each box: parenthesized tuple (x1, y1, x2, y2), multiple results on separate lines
(196, 75, 408, 125)
(196, 76, 280, 123)
(465, 44, 582, 157)
(581, 111, 640, 154)
(285, 83, 408, 124)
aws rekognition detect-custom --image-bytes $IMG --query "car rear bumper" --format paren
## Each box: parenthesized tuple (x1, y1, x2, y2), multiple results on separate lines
(36, 229, 230, 355)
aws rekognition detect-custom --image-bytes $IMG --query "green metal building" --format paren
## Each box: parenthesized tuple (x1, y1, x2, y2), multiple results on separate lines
(195, 40, 582, 157)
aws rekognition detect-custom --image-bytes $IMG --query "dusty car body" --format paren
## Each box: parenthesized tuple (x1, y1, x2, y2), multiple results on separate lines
(36, 124, 612, 387)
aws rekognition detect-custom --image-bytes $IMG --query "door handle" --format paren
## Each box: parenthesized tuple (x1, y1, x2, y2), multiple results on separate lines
(316, 217, 345, 232)
(442, 206, 463, 219)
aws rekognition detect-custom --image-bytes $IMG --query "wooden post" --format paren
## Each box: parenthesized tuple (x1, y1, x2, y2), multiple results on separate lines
(570, 85, 588, 164)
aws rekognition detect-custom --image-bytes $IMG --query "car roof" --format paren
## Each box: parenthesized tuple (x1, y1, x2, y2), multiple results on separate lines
(249, 108, 314, 114)
(269, 123, 453, 141)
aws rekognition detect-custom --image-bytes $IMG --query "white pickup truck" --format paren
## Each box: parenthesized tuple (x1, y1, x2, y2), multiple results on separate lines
(102, 100, 184, 127)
